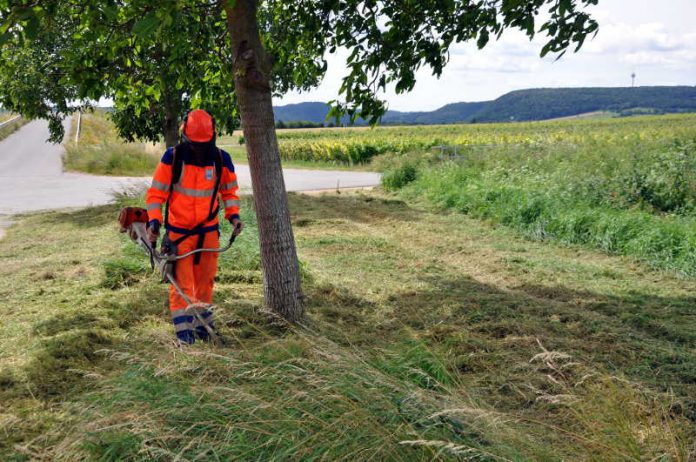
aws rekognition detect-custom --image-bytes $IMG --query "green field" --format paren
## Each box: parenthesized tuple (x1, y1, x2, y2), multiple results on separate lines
(230, 113, 696, 165)
(67, 111, 696, 177)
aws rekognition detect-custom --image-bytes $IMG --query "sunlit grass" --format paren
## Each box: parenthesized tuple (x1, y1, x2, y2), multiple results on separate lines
(63, 112, 160, 176)
(0, 114, 26, 141)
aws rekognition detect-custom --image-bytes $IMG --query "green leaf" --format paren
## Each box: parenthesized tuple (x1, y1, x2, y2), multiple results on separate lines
(477, 29, 489, 49)
(132, 13, 159, 39)
(540, 42, 552, 57)
(0, 31, 11, 46)
(24, 16, 39, 40)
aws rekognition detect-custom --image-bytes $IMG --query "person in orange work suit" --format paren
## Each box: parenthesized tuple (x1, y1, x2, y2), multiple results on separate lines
(145, 109, 243, 344)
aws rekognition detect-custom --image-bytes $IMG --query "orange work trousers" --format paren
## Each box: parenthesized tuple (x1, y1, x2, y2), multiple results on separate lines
(168, 230, 219, 343)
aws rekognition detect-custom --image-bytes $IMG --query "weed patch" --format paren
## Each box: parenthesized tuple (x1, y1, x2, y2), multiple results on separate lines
(101, 258, 149, 289)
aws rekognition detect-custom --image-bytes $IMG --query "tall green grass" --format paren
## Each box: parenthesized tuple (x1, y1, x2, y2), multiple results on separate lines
(385, 119, 696, 276)
(65, 143, 160, 176)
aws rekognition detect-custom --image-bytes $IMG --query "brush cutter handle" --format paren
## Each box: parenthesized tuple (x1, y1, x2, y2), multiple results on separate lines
(128, 220, 240, 262)
(167, 223, 241, 261)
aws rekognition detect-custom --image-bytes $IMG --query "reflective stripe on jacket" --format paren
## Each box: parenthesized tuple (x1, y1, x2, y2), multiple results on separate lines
(145, 147, 240, 230)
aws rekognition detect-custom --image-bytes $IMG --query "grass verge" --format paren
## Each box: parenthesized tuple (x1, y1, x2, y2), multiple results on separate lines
(0, 115, 27, 141)
(382, 116, 696, 277)
(64, 112, 161, 176)
(1, 191, 694, 460)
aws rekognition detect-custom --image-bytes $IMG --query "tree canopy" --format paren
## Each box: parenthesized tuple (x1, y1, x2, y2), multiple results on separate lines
(0, 1, 241, 144)
(1, 0, 599, 139)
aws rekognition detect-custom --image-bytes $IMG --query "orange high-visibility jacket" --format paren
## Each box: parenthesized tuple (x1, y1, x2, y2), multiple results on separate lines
(145, 145, 240, 233)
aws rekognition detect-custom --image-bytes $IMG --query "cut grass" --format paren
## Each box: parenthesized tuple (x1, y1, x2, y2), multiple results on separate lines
(0, 191, 694, 460)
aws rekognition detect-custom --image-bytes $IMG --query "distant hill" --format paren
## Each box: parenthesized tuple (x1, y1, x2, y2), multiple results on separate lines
(382, 101, 488, 125)
(273, 86, 696, 126)
(471, 86, 696, 122)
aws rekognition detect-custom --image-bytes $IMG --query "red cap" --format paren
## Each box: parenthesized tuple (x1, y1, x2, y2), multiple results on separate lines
(183, 109, 214, 142)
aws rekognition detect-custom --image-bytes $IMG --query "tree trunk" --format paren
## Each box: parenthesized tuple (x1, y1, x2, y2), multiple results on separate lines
(163, 118, 178, 148)
(162, 92, 180, 148)
(223, 0, 304, 322)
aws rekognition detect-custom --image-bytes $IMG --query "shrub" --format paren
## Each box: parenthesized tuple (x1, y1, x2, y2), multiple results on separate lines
(382, 162, 418, 191)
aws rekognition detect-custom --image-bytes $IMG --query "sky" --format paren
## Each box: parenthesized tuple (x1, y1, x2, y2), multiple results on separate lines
(273, 1, 696, 112)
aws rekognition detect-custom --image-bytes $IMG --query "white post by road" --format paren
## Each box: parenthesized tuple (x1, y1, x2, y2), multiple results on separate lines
(75, 111, 82, 144)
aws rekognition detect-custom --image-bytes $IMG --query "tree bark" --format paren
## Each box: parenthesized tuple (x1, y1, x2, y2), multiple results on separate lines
(223, 0, 304, 322)
(163, 117, 178, 148)
(162, 91, 180, 148)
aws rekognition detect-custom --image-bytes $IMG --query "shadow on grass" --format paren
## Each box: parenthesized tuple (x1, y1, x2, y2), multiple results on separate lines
(289, 192, 416, 226)
(369, 272, 696, 421)
(42, 203, 119, 229)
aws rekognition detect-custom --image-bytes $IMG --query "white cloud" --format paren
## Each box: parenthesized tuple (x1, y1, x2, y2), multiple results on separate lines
(450, 50, 541, 74)
(586, 22, 688, 53)
(275, 0, 696, 111)
(447, 32, 542, 74)
(622, 49, 696, 69)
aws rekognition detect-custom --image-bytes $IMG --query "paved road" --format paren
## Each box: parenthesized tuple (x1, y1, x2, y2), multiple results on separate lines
(0, 119, 380, 221)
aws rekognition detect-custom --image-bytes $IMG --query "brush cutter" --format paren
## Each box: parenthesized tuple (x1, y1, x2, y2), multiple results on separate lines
(118, 207, 240, 345)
